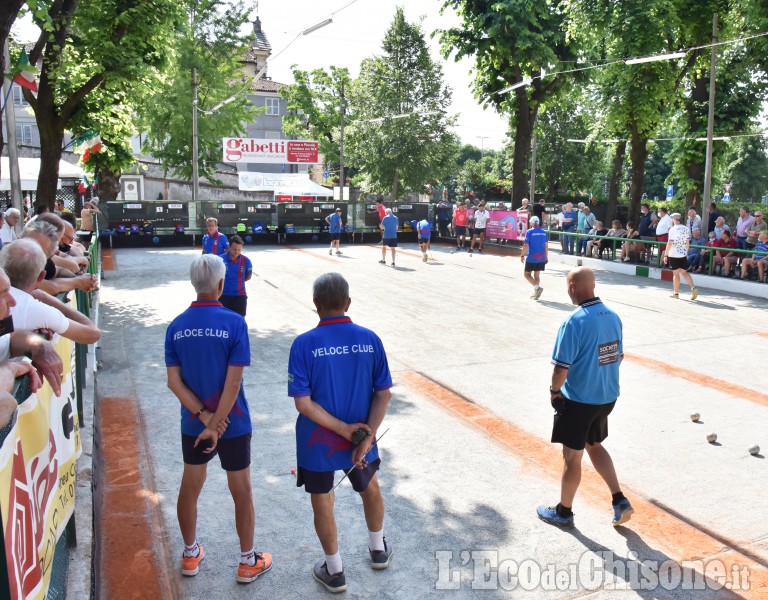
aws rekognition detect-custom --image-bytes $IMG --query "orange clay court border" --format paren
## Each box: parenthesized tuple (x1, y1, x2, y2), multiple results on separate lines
(399, 370, 767, 598)
(97, 396, 177, 600)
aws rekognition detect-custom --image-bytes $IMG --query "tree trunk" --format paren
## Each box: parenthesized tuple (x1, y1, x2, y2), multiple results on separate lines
(684, 73, 708, 206)
(628, 132, 648, 224)
(97, 167, 121, 202)
(606, 142, 626, 225)
(36, 118, 66, 211)
(391, 169, 399, 203)
(512, 105, 534, 208)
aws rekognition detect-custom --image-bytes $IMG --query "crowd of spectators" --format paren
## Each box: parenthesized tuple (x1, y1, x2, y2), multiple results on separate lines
(0, 200, 101, 428)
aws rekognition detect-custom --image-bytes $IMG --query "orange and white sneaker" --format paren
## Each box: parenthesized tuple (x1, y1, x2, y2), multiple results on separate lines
(236, 551, 273, 584)
(181, 544, 204, 576)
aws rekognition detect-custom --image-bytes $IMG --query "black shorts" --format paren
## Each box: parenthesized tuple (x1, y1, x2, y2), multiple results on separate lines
(525, 261, 546, 272)
(419, 237, 431, 245)
(181, 433, 251, 471)
(330, 232, 341, 241)
(219, 295, 247, 317)
(551, 399, 616, 451)
(473, 227, 486, 236)
(297, 458, 381, 494)
(667, 256, 687, 270)
(455, 226, 467, 236)
(382, 238, 398, 248)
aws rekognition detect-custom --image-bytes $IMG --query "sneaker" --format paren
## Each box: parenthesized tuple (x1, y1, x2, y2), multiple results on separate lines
(534, 287, 544, 300)
(237, 552, 273, 583)
(336, 251, 342, 255)
(378, 259, 386, 264)
(369, 537, 394, 570)
(670, 292, 679, 299)
(536, 505, 574, 528)
(329, 249, 333, 255)
(422, 255, 427, 262)
(478, 248, 483, 253)
(313, 560, 347, 593)
(612, 499, 634, 526)
(690, 287, 699, 301)
(391, 263, 396, 268)
(468, 249, 473, 254)
(181, 544, 205, 577)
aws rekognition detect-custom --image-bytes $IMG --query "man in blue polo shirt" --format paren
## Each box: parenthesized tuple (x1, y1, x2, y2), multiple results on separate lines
(537, 267, 633, 530)
(379, 208, 399, 267)
(165, 254, 271, 584)
(521, 216, 548, 300)
(325, 208, 344, 256)
(219, 234, 252, 317)
(201, 217, 229, 255)
(417, 218, 431, 262)
(288, 273, 393, 593)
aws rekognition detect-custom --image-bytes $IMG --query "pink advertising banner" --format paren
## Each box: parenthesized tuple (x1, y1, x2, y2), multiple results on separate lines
(486, 211, 528, 240)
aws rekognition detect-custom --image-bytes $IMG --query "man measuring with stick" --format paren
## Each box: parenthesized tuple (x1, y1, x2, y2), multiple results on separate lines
(288, 273, 394, 593)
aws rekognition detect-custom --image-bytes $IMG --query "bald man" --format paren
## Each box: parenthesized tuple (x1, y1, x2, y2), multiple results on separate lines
(537, 267, 633, 529)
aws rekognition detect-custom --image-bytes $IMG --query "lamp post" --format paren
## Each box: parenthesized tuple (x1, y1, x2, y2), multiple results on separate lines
(476, 136, 488, 153)
(702, 14, 717, 234)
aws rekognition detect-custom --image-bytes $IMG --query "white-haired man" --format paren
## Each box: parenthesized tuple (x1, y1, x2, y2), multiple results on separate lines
(0, 239, 100, 344)
(379, 208, 399, 267)
(165, 254, 272, 584)
(0, 208, 21, 245)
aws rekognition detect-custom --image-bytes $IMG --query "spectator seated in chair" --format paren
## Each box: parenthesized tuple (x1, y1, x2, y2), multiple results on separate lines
(739, 232, 768, 281)
(620, 223, 642, 262)
(712, 229, 737, 275)
(685, 228, 705, 271)
(601, 220, 627, 260)
(585, 222, 608, 258)
(692, 231, 717, 273)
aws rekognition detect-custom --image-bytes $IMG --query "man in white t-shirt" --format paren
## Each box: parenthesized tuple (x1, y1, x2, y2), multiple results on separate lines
(0, 239, 100, 344)
(664, 213, 700, 300)
(655, 206, 673, 243)
(469, 201, 490, 254)
(0, 208, 21, 246)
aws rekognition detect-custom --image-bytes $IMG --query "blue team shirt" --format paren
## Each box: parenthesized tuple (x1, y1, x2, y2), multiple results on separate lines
(551, 298, 623, 405)
(418, 219, 431, 238)
(754, 241, 768, 259)
(165, 301, 251, 438)
(524, 227, 548, 263)
(288, 317, 393, 471)
(220, 253, 252, 297)
(381, 214, 399, 238)
(562, 210, 578, 230)
(327, 212, 342, 233)
(202, 232, 229, 255)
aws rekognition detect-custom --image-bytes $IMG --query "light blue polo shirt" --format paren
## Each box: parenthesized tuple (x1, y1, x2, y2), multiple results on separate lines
(165, 301, 251, 437)
(288, 316, 393, 471)
(382, 214, 399, 238)
(551, 298, 623, 405)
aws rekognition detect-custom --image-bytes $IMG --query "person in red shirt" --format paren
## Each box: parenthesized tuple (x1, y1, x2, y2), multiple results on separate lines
(452, 200, 469, 251)
(368, 199, 387, 243)
(712, 230, 737, 275)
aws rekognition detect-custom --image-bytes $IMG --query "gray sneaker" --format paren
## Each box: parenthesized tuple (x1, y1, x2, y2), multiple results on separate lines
(313, 560, 347, 593)
(534, 287, 544, 300)
(369, 537, 394, 570)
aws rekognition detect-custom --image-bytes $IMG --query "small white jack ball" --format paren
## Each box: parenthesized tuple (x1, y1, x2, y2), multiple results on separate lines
(690, 412, 700, 422)
(748, 444, 760, 456)
(706, 432, 717, 443)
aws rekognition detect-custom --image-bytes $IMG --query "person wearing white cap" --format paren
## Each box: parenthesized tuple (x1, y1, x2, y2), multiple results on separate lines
(664, 213, 700, 300)
(520, 216, 548, 300)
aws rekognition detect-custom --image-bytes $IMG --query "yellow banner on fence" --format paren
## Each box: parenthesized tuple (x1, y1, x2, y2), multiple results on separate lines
(0, 333, 81, 600)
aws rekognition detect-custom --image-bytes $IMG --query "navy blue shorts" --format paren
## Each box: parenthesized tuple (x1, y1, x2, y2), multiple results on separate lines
(181, 433, 251, 471)
(455, 226, 466, 236)
(330, 232, 341, 241)
(382, 238, 398, 248)
(297, 458, 381, 494)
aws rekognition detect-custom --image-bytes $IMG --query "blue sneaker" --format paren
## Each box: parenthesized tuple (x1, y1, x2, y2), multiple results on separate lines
(612, 499, 634, 526)
(536, 505, 574, 528)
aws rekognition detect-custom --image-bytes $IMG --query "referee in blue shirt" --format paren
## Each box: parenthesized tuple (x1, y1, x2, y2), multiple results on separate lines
(537, 267, 633, 529)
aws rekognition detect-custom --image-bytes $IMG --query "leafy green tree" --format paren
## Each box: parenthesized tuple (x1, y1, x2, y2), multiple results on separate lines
(643, 140, 674, 200)
(22, 0, 180, 208)
(456, 157, 497, 198)
(722, 136, 768, 202)
(141, 0, 260, 184)
(281, 66, 352, 182)
(438, 0, 580, 207)
(346, 7, 455, 199)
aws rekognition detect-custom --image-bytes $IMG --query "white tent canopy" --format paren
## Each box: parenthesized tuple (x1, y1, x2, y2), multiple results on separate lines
(0, 157, 84, 191)
(238, 172, 333, 197)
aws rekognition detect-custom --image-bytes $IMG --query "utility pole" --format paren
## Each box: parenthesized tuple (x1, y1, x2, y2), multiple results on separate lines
(702, 13, 717, 235)
(2, 40, 23, 219)
(339, 78, 345, 202)
(529, 118, 538, 206)
(191, 67, 199, 204)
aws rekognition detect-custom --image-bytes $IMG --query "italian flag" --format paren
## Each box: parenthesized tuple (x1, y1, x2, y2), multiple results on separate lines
(78, 175, 91, 194)
(78, 131, 103, 163)
(12, 49, 38, 93)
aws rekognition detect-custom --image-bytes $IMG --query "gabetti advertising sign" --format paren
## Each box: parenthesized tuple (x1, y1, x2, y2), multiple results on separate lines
(222, 138, 319, 164)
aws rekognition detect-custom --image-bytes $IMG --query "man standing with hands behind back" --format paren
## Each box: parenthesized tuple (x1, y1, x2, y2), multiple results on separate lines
(165, 254, 272, 584)
(289, 273, 393, 594)
(537, 267, 633, 530)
